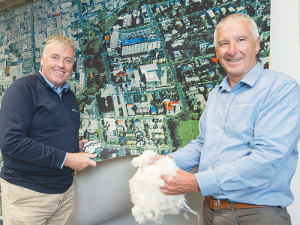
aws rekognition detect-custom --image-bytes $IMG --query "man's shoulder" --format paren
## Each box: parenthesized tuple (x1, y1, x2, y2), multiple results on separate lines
(258, 69, 300, 95)
(12, 74, 38, 88)
(5, 74, 41, 99)
(262, 69, 296, 83)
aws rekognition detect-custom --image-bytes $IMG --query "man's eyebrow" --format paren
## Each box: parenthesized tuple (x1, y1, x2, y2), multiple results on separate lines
(236, 34, 248, 39)
(217, 38, 228, 44)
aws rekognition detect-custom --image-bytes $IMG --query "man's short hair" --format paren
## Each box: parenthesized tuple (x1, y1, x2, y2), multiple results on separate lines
(43, 34, 75, 56)
(214, 13, 259, 47)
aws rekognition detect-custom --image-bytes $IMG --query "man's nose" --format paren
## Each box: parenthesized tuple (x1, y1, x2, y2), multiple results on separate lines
(57, 58, 65, 67)
(228, 42, 238, 56)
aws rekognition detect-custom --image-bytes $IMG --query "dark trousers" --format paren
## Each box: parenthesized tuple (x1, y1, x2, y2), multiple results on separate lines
(203, 200, 291, 225)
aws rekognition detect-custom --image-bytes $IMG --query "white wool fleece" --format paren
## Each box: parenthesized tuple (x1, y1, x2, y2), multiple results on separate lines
(129, 150, 199, 224)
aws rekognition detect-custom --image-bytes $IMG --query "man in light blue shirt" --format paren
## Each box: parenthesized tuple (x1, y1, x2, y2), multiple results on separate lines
(154, 13, 300, 225)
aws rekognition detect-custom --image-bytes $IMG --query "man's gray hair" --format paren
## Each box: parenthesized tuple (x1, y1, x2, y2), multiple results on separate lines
(214, 13, 259, 47)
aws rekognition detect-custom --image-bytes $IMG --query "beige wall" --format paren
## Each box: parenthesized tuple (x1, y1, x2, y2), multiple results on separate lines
(270, 0, 300, 224)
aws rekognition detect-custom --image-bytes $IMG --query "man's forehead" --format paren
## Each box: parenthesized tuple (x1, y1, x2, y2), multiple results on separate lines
(46, 43, 75, 57)
(217, 21, 251, 36)
(222, 19, 250, 29)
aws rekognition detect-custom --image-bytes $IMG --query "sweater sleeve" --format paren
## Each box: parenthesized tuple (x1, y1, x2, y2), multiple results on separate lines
(0, 79, 67, 170)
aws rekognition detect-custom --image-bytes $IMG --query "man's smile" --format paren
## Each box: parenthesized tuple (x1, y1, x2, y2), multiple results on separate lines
(227, 58, 242, 62)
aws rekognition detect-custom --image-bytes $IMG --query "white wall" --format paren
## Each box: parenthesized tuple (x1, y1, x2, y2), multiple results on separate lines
(270, 0, 300, 224)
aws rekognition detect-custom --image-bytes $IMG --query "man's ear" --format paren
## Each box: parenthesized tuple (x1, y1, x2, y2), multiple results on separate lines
(40, 53, 45, 66)
(256, 38, 260, 52)
(215, 49, 220, 60)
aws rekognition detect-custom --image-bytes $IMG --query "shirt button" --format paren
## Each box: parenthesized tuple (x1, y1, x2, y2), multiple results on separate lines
(208, 167, 212, 170)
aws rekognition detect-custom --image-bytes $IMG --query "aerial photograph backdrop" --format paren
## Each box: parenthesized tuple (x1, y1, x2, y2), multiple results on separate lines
(0, 0, 270, 161)
(0, 0, 271, 218)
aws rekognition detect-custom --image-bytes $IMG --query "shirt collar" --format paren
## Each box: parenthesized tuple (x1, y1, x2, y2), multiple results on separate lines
(218, 63, 263, 92)
(39, 70, 70, 95)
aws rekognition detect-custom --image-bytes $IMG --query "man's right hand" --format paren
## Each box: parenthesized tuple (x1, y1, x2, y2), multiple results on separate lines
(64, 152, 97, 171)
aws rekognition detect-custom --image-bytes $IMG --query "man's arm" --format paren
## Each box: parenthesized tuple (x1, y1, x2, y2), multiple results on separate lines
(0, 81, 66, 169)
(0, 80, 91, 170)
(154, 77, 300, 198)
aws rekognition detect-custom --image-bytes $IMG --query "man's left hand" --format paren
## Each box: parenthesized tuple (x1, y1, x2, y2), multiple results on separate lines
(160, 169, 200, 195)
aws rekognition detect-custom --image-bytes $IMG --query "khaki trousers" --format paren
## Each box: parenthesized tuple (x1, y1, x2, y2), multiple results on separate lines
(1, 178, 75, 225)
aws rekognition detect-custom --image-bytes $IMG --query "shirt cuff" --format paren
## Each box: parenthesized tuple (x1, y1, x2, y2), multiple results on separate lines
(169, 152, 190, 171)
(195, 169, 222, 197)
(61, 152, 68, 169)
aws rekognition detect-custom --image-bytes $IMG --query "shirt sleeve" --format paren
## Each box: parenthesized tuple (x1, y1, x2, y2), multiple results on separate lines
(170, 114, 204, 171)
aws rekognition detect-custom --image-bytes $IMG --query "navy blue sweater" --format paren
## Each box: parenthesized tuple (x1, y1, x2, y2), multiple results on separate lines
(0, 71, 80, 194)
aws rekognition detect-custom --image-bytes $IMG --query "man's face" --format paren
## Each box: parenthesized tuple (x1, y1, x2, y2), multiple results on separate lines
(215, 19, 260, 87)
(40, 41, 75, 88)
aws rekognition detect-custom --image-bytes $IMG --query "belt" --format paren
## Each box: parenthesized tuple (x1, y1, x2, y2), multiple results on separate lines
(205, 196, 268, 210)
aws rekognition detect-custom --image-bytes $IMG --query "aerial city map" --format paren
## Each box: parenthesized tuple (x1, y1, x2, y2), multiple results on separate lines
(0, 0, 271, 162)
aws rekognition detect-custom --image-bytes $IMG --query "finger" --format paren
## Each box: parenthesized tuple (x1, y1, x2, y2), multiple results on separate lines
(89, 160, 97, 167)
(161, 174, 174, 183)
(160, 186, 177, 195)
(160, 187, 168, 195)
(86, 153, 98, 158)
(79, 139, 88, 146)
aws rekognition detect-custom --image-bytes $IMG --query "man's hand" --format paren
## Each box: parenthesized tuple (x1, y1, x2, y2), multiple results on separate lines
(160, 168, 200, 195)
(64, 152, 97, 171)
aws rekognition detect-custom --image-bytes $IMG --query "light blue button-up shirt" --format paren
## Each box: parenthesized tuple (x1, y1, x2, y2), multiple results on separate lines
(170, 63, 300, 207)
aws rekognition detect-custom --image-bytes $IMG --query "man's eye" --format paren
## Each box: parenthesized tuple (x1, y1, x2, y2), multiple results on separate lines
(52, 56, 58, 60)
(65, 59, 72, 63)
(238, 38, 245, 42)
(219, 42, 228, 47)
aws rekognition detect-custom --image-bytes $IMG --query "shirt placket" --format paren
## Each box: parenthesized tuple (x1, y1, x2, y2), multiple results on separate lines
(209, 88, 239, 169)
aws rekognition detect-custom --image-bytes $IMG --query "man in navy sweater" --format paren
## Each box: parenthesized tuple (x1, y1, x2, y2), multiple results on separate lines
(0, 35, 97, 224)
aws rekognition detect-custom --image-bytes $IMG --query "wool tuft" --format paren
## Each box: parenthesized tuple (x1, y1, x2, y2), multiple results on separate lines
(129, 150, 198, 224)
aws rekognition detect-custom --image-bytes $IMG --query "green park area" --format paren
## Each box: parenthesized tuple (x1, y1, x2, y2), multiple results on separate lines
(178, 119, 199, 147)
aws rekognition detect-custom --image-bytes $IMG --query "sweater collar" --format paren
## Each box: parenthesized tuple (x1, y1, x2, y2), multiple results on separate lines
(37, 70, 70, 95)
